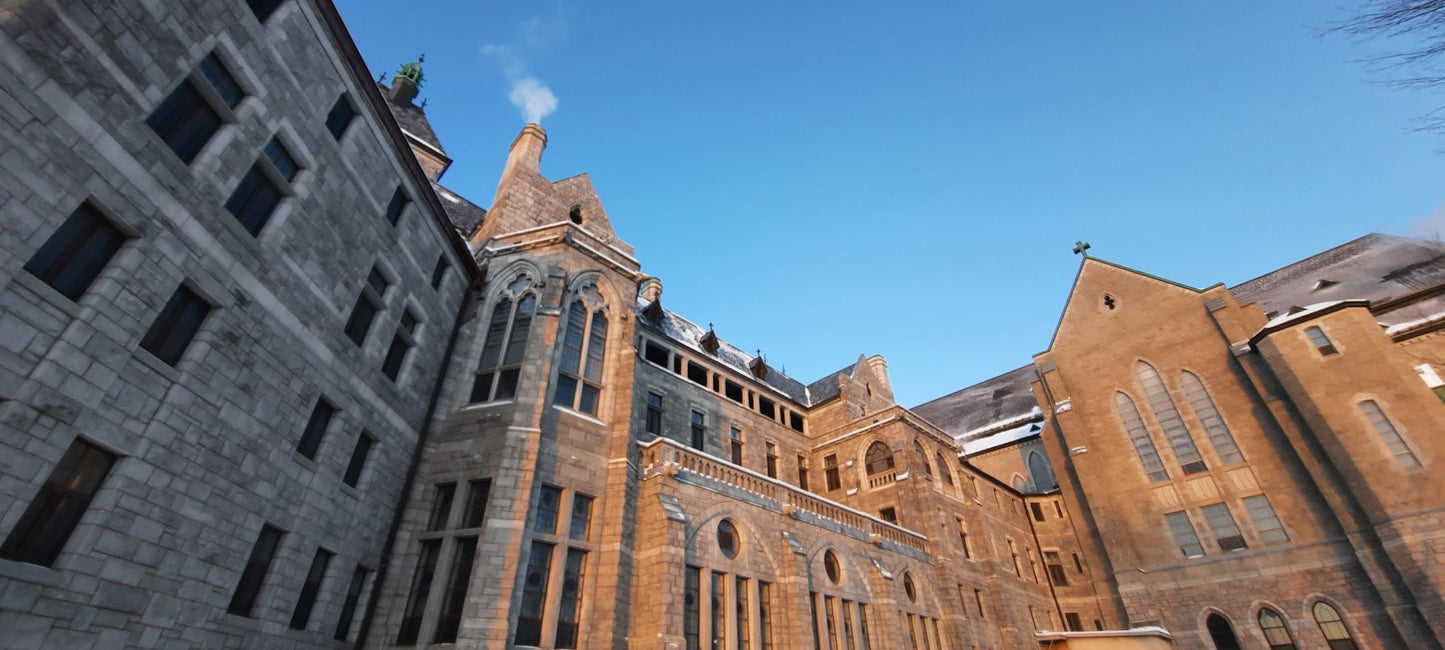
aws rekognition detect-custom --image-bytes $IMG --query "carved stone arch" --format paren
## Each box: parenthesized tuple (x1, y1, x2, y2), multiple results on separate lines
(1302, 593, 1359, 648)
(912, 438, 932, 477)
(486, 259, 542, 303)
(564, 270, 621, 313)
(863, 439, 895, 476)
(881, 559, 945, 617)
(1249, 599, 1297, 650)
(1198, 606, 1243, 650)
(683, 505, 781, 580)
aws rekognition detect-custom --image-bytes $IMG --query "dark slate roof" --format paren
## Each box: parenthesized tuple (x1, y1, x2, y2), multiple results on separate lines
(1231, 234, 1445, 317)
(431, 182, 486, 237)
(638, 299, 836, 405)
(377, 82, 446, 154)
(911, 365, 1040, 439)
(804, 363, 857, 406)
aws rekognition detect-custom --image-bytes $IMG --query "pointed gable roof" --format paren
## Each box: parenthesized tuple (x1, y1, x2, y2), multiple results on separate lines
(1041, 256, 1203, 352)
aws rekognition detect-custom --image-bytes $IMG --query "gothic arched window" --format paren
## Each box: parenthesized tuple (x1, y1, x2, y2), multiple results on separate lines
(1257, 608, 1296, 650)
(554, 300, 609, 415)
(1206, 613, 1242, 650)
(913, 440, 931, 478)
(865, 442, 894, 476)
(1116, 392, 1167, 482)
(1028, 451, 1056, 492)
(1136, 361, 1206, 474)
(469, 293, 535, 403)
(935, 451, 954, 486)
(1180, 371, 1244, 465)
(1312, 602, 1357, 650)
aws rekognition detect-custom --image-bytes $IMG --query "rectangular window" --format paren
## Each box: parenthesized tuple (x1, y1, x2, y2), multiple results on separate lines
(1360, 400, 1420, 466)
(140, 285, 212, 366)
(226, 138, 298, 235)
(824, 595, 840, 650)
(1165, 510, 1205, 557)
(289, 547, 333, 630)
(430, 255, 450, 290)
(724, 379, 744, 403)
(712, 572, 726, 650)
(1243, 494, 1288, 544)
(344, 268, 388, 346)
(428, 483, 456, 532)
(974, 589, 988, 619)
(841, 600, 857, 650)
(1030, 502, 1045, 521)
(1065, 612, 1083, 632)
(228, 524, 284, 617)
(1202, 502, 1248, 551)
(686, 361, 708, 386)
(464, 479, 491, 528)
(384, 187, 409, 226)
(690, 411, 706, 450)
(296, 398, 336, 459)
(730, 427, 744, 465)
(789, 411, 805, 433)
(1073, 552, 1084, 573)
(325, 94, 356, 140)
(0, 439, 117, 566)
(342, 432, 374, 488)
(396, 539, 440, 645)
(433, 536, 477, 643)
(810, 593, 822, 650)
(1054, 500, 1065, 518)
(24, 203, 127, 301)
(797, 455, 809, 491)
(382, 309, 419, 381)
(879, 507, 897, 524)
(824, 454, 841, 491)
(1306, 325, 1338, 355)
(333, 565, 369, 641)
(684, 566, 701, 650)
(555, 548, 587, 648)
(1045, 551, 1068, 586)
(247, 0, 284, 21)
(646, 393, 664, 435)
(758, 396, 776, 419)
(759, 580, 773, 650)
(147, 54, 240, 163)
(736, 576, 751, 650)
(644, 340, 671, 367)
(516, 542, 553, 646)
(765, 442, 778, 478)
(569, 494, 593, 540)
(858, 603, 872, 650)
(535, 484, 562, 534)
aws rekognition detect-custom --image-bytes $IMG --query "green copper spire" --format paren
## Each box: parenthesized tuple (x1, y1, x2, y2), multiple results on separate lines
(396, 54, 425, 88)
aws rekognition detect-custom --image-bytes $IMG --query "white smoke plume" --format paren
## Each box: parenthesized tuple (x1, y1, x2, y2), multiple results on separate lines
(483, 43, 559, 124)
(509, 77, 558, 124)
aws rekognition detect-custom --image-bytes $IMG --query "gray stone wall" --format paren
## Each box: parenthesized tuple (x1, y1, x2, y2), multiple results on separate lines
(0, 1, 470, 647)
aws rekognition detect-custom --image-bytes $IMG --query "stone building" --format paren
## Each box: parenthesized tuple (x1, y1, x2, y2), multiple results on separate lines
(0, 1, 1442, 650)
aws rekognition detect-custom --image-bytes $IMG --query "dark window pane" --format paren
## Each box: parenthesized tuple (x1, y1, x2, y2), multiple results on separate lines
(23, 203, 126, 300)
(342, 433, 373, 487)
(344, 294, 380, 345)
(225, 165, 282, 235)
(477, 298, 511, 372)
(583, 311, 607, 383)
(264, 138, 298, 181)
(366, 268, 389, 295)
(555, 548, 587, 648)
(382, 335, 411, 381)
(0, 440, 117, 566)
(146, 80, 221, 163)
(246, 0, 284, 22)
(333, 565, 369, 641)
(430, 256, 450, 289)
(428, 483, 455, 532)
(469, 373, 495, 404)
(433, 536, 477, 643)
(396, 540, 440, 645)
(289, 547, 333, 630)
(228, 524, 284, 616)
(495, 369, 520, 400)
(534, 485, 561, 534)
(325, 95, 356, 140)
(502, 295, 535, 366)
(464, 479, 490, 528)
(197, 54, 242, 108)
(139, 285, 212, 366)
(295, 398, 335, 459)
(578, 383, 599, 414)
(384, 187, 408, 225)
(516, 542, 554, 646)
(554, 375, 578, 408)
(569, 494, 592, 540)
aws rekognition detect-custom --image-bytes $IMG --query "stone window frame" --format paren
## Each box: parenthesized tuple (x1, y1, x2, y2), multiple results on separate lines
(514, 484, 599, 648)
(687, 517, 777, 650)
(1135, 360, 1207, 475)
(553, 297, 611, 417)
(1178, 369, 1247, 466)
(1354, 397, 1423, 469)
(146, 50, 247, 165)
(397, 478, 496, 645)
(467, 272, 537, 405)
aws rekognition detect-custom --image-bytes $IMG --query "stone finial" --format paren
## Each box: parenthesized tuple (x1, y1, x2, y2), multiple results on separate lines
(640, 277, 663, 303)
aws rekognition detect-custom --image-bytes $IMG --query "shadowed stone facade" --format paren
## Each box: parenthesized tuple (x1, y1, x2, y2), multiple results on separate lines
(1, 2, 1443, 650)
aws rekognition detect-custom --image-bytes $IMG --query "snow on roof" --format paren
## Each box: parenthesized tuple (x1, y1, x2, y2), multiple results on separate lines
(1231, 234, 1445, 317)
(960, 413, 1044, 456)
(1385, 309, 1445, 336)
(1260, 301, 1349, 329)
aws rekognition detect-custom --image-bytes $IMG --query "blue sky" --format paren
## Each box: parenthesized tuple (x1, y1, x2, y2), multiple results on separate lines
(337, 1, 1445, 407)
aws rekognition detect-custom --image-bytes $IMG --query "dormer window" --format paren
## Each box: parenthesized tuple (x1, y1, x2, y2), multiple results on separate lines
(1305, 326, 1337, 356)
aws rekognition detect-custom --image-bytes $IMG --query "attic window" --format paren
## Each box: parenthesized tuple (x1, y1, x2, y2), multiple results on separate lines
(758, 396, 776, 419)
(686, 361, 708, 386)
(568, 205, 584, 225)
(1103, 294, 1116, 310)
(643, 340, 670, 368)
(700, 329, 720, 355)
(789, 411, 805, 433)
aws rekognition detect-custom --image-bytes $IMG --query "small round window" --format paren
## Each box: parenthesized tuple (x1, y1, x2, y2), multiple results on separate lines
(824, 550, 842, 584)
(718, 519, 739, 559)
(903, 572, 917, 602)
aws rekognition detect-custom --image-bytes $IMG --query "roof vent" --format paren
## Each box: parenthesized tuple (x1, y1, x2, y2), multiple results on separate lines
(1313, 279, 1339, 292)
(1288, 306, 1307, 315)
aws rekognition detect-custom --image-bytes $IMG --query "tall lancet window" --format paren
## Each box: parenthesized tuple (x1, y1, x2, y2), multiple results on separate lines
(1136, 361, 1206, 474)
(555, 300, 609, 415)
(1180, 371, 1244, 465)
(470, 292, 536, 403)
(1116, 392, 1167, 482)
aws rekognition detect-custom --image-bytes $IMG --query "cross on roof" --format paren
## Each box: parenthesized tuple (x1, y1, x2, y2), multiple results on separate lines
(1073, 241, 1091, 256)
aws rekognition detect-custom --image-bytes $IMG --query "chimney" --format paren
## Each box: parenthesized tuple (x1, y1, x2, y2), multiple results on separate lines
(866, 355, 891, 389)
(503, 123, 547, 180)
